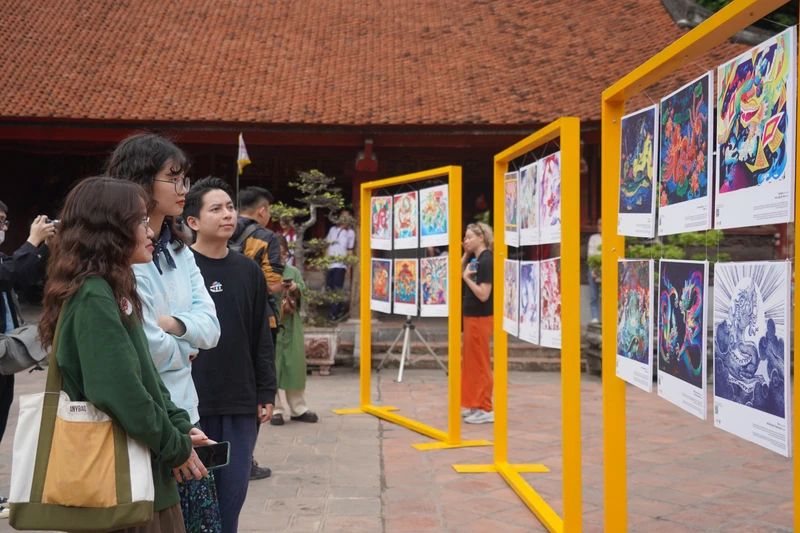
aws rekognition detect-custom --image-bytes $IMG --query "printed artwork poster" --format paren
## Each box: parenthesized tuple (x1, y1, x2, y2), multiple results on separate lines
(539, 257, 561, 349)
(616, 260, 654, 393)
(420, 256, 448, 317)
(370, 196, 393, 250)
(657, 260, 709, 420)
(713, 261, 792, 457)
(502, 259, 519, 337)
(393, 258, 419, 316)
(370, 258, 392, 313)
(393, 191, 419, 250)
(716, 27, 797, 230)
(618, 105, 658, 238)
(519, 162, 540, 246)
(419, 184, 449, 248)
(539, 153, 562, 245)
(658, 73, 714, 236)
(519, 261, 540, 345)
(504, 171, 520, 247)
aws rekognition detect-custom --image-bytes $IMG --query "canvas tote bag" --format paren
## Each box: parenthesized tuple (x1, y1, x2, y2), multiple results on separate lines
(8, 314, 155, 531)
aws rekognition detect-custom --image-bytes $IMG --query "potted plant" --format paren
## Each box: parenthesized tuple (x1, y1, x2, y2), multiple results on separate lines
(271, 169, 357, 375)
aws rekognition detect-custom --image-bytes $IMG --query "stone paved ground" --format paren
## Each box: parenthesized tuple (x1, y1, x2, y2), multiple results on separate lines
(0, 369, 793, 532)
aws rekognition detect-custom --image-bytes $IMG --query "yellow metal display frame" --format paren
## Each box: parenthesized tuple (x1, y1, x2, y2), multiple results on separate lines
(333, 166, 492, 451)
(453, 117, 583, 533)
(600, 1, 799, 531)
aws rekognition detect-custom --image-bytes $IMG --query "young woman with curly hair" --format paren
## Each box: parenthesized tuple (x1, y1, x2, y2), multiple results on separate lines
(38, 177, 211, 533)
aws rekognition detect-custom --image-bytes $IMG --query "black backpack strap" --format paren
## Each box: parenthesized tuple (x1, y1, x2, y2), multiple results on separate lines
(232, 223, 259, 249)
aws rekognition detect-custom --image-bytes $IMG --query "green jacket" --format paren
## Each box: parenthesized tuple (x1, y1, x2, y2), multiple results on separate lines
(274, 265, 307, 391)
(55, 277, 194, 512)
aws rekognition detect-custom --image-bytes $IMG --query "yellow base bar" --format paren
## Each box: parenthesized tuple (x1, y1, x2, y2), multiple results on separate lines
(362, 404, 448, 441)
(453, 462, 560, 533)
(411, 439, 493, 451)
(331, 406, 400, 415)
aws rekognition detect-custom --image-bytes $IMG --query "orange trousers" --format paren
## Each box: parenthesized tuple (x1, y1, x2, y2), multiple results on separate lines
(462, 315, 493, 412)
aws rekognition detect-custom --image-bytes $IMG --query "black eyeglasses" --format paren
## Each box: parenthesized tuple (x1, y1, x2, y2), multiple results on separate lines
(154, 177, 191, 193)
(0, 220, 8, 229)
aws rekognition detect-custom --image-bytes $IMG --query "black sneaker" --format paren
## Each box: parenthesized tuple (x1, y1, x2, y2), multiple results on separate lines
(250, 460, 272, 481)
(290, 411, 319, 423)
(270, 414, 285, 426)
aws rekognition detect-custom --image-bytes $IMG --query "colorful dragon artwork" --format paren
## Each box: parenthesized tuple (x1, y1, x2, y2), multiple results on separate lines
(520, 262, 539, 328)
(540, 259, 561, 331)
(617, 261, 651, 364)
(660, 74, 711, 207)
(540, 153, 561, 228)
(371, 260, 390, 302)
(504, 174, 518, 232)
(619, 107, 656, 214)
(658, 262, 705, 387)
(717, 29, 792, 193)
(394, 260, 417, 305)
(371, 197, 391, 241)
(519, 163, 538, 232)
(421, 257, 447, 306)
(714, 264, 787, 418)
(503, 260, 518, 323)
(420, 186, 447, 240)
(394, 192, 418, 240)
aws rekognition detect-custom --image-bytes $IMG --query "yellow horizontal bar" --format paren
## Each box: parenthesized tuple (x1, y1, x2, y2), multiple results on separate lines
(411, 439, 493, 451)
(495, 118, 576, 164)
(361, 166, 455, 190)
(497, 462, 563, 533)
(603, 0, 785, 103)
(510, 464, 551, 474)
(453, 464, 497, 473)
(331, 408, 365, 415)
(362, 405, 448, 442)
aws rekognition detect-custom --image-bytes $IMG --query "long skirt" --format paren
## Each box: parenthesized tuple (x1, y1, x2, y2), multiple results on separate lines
(462, 315, 494, 412)
(107, 503, 185, 533)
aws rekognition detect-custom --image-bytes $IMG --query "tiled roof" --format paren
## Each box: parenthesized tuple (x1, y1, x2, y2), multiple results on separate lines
(0, 1, 751, 126)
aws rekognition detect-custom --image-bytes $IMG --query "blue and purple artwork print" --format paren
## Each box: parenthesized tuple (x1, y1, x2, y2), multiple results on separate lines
(617, 260, 652, 364)
(717, 29, 793, 193)
(714, 262, 789, 419)
(619, 106, 657, 214)
(658, 261, 706, 388)
(660, 74, 711, 207)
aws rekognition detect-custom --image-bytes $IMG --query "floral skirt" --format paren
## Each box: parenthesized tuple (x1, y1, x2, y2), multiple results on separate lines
(177, 425, 222, 533)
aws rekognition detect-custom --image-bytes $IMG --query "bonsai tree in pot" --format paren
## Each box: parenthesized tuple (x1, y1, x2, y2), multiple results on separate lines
(270, 169, 358, 327)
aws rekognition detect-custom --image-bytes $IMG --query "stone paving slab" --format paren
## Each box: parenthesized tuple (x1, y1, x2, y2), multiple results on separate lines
(0, 369, 793, 532)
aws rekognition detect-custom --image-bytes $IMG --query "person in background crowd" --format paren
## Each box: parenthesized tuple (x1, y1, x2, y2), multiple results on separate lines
(184, 177, 276, 533)
(325, 210, 355, 323)
(230, 186, 283, 481)
(38, 177, 210, 533)
(106, 133, 223, 533)
(278, 216, 297, 266)
(461, 222, 494, 425)
(271, 235, 318, 426)
(587, 218, 602, 324)
(0, 206, 54, 519)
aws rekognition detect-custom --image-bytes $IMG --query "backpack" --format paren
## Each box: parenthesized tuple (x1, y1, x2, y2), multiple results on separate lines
(0, 324, 48, 375)
(228, 223, 259, 254)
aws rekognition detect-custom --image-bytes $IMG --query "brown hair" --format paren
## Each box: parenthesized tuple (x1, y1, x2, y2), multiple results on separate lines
(466, 222, 494, 251)
(105, 132, 189, 249)
(39, 177, 150, 349)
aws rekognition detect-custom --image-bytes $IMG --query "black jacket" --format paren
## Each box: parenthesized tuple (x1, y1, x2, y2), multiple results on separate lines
(0, 241, 49, 332)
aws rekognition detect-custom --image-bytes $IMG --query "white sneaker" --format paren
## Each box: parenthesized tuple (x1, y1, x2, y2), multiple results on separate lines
(0, 505, 10, 519)
(461, 408, 478, 418)
(464, 410, 494, 424)
(590, 318, 599, 324)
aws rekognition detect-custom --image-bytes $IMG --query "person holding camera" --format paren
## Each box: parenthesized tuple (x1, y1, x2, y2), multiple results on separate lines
(270, 235, 317, 426)
(0, 205, 56, 519)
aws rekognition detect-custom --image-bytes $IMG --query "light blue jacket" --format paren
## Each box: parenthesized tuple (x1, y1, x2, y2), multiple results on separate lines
(133, 242, 220, 423)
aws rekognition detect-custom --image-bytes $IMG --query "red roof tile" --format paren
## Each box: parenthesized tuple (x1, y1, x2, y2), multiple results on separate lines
(0, 1, 752, 125)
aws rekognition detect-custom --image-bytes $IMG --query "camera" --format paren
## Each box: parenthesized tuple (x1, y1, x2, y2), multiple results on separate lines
(46, 218, 59, 229)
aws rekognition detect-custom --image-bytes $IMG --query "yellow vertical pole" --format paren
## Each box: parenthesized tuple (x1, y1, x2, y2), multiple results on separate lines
(447, 167, 464, 444)
(360, 184, 372, 408)
(493, 158, 509, 464)
(601, 98, 627, 531)
(560, 117, 583, 532)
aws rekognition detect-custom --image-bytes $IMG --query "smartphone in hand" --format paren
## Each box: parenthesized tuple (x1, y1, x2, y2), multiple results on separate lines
(194, 442, 231, 471)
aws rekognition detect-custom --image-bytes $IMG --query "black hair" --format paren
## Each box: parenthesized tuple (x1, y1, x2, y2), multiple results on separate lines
(105, 132, 191, 248)
(183, 177, 235, 222)
(0, 201, 7, 213)
(238, 186, 274, 211)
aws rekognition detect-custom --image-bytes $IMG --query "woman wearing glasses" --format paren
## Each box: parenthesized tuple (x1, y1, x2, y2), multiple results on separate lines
(107, 133, 222, 533)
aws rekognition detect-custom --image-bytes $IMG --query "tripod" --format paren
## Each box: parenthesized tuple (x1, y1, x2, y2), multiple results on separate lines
(376, 316, 448, 383)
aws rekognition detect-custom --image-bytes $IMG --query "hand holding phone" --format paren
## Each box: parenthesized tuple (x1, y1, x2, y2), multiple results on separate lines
(194, 442, 231, 472)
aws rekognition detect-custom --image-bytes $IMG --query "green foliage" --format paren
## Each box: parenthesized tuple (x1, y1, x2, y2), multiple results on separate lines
(696, 0, 797, 32)
(587, 254, 602, 271)
(474, 210, 490, 225)
(589, 230, 728, 271)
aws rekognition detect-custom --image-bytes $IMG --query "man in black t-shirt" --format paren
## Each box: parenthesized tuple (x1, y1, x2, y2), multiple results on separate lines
(184, 177, 276, 533)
